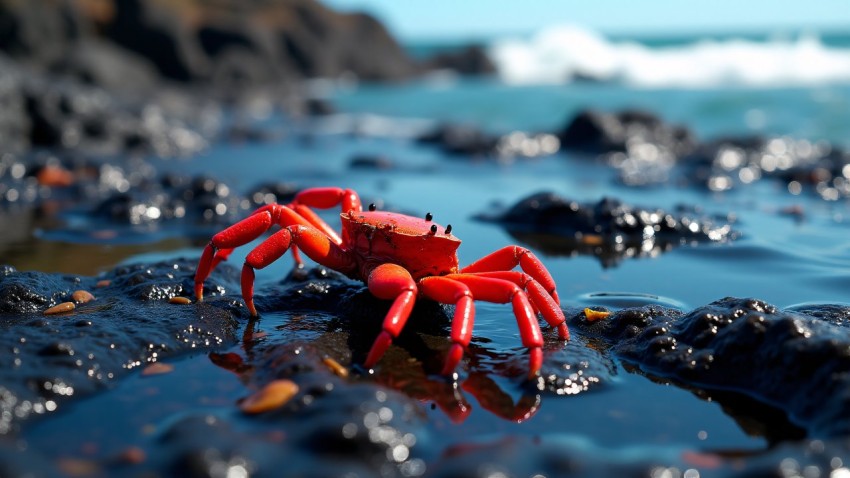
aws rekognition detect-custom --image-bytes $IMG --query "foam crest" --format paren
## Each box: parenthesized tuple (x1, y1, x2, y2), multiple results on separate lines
(489, 25, 850, 87)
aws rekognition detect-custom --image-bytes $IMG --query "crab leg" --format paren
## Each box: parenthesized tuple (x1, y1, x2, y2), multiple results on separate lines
(194, 204, 333, 300)
(363, 264, 418, 369)
(289, 204, 342, 245)
(445, 274, 544, 379)
(195, 209, 276, 300)
(292, 187, 362, 214)
(461, 246, 561, 306)
(418, 277, 475, 375)
(464, 271, 568, 340)
(241, 225, 355, 316)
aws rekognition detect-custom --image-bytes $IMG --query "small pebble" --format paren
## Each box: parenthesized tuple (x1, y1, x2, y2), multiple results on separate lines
(240, 379, 299, 414)
(96, 280, 111, 288)
(44, 302, 75, 315)
(56, 458, 100, 477)
(141, 362, 174, 376)
(323, 357, 349, 378)
(168, 296, 192, 305)
(114, 446, 146, 465)
(37, 165, 75, 187)
(584, 308, 611, 322)
(72, 290, 95, 303)
(580, 234, 604, 246)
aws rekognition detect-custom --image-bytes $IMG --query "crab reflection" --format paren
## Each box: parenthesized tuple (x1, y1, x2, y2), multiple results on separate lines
(208, 309, 604, 424)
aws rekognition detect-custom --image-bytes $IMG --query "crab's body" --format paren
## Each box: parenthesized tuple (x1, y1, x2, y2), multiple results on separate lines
(341, 210, 460, 280)
(194, 187, 569, 378)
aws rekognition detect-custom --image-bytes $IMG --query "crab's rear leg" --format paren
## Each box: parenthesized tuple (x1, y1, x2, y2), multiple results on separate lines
(446, 274, 545, 379)
(363, 264, 418, 369)
(461, 246, 561, 306)
(240, 225, 354, 316)
(292, 187, 362, 215)
(467, 271, 569, 340)
(195, 204, 319, 300)
(418, 277, 475, 375)
(195, 210, 277, 300)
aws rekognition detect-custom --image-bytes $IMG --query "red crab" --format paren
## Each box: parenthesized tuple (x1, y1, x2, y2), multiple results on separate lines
(194, 187, 569, 378)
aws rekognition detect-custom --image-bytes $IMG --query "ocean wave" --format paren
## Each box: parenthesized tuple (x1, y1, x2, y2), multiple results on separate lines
(489, 25, 850, 88)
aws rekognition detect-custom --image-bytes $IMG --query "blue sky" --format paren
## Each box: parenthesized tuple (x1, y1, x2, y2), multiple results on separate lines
(322, 0, 850, 40)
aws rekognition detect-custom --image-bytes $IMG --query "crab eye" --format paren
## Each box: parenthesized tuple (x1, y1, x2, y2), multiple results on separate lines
(445, 224, 452, 235)
(368, 203, 377, 211)
(429, 224, 438, 234)
(425, 212, 433, 221)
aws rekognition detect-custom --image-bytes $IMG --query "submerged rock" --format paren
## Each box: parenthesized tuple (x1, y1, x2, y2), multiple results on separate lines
(477, 191, 738, 267)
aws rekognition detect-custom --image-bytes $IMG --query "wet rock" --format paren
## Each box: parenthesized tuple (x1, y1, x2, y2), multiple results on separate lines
(349, 154, 396, 170)
(558, 109, 696, 158)
(685, 135, 850, 197)
(417, 123, 499, 158)
(579, 297, 850, 438)
(477, 191, 738, 267)
(246, 181, 300, 208)
(556, 109, 697, 186)
(418, 124, 561, 161)
(0, 258, 246, 435)
(422, 44, 497, 76)
(0, 59, 214, 157)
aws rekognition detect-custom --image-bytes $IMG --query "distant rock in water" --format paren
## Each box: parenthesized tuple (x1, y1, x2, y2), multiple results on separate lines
(558, 109, 696, 158)
(476, 191, 737, 267)
(684, 135, 850, 198)
(421, 44, 497, 76)
(417, 123, 560, 162)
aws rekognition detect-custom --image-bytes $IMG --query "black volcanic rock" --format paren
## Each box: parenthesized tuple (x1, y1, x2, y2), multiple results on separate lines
(559, 109, 696, 158)
(423, 44, 497, 76)
(477, 191, 737, 267)
(579, 297, 850, 438)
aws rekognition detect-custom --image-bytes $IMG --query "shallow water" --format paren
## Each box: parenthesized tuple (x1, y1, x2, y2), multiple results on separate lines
(7, 79, 850, 473)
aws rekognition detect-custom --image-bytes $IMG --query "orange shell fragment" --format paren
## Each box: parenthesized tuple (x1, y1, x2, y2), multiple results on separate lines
(37, 165, 75, 187)
(72, 290, 95, 303)
(323, 357, 349, 378)
(44, 302, 75, 315)
(584, 308, 611, 322)
(240, 379, 299, 414)
(141, 362, 174, 376)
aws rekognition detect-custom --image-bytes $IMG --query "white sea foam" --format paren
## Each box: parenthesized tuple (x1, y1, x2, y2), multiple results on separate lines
(489, 25, 850, 88)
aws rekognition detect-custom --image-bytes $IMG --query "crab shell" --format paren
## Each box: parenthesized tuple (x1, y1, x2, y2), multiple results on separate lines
(340, 210, 461, 280)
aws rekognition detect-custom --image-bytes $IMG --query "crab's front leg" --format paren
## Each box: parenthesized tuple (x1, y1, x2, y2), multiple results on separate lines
(241, 225, 355, 316)
(363, 264, 419, 369)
